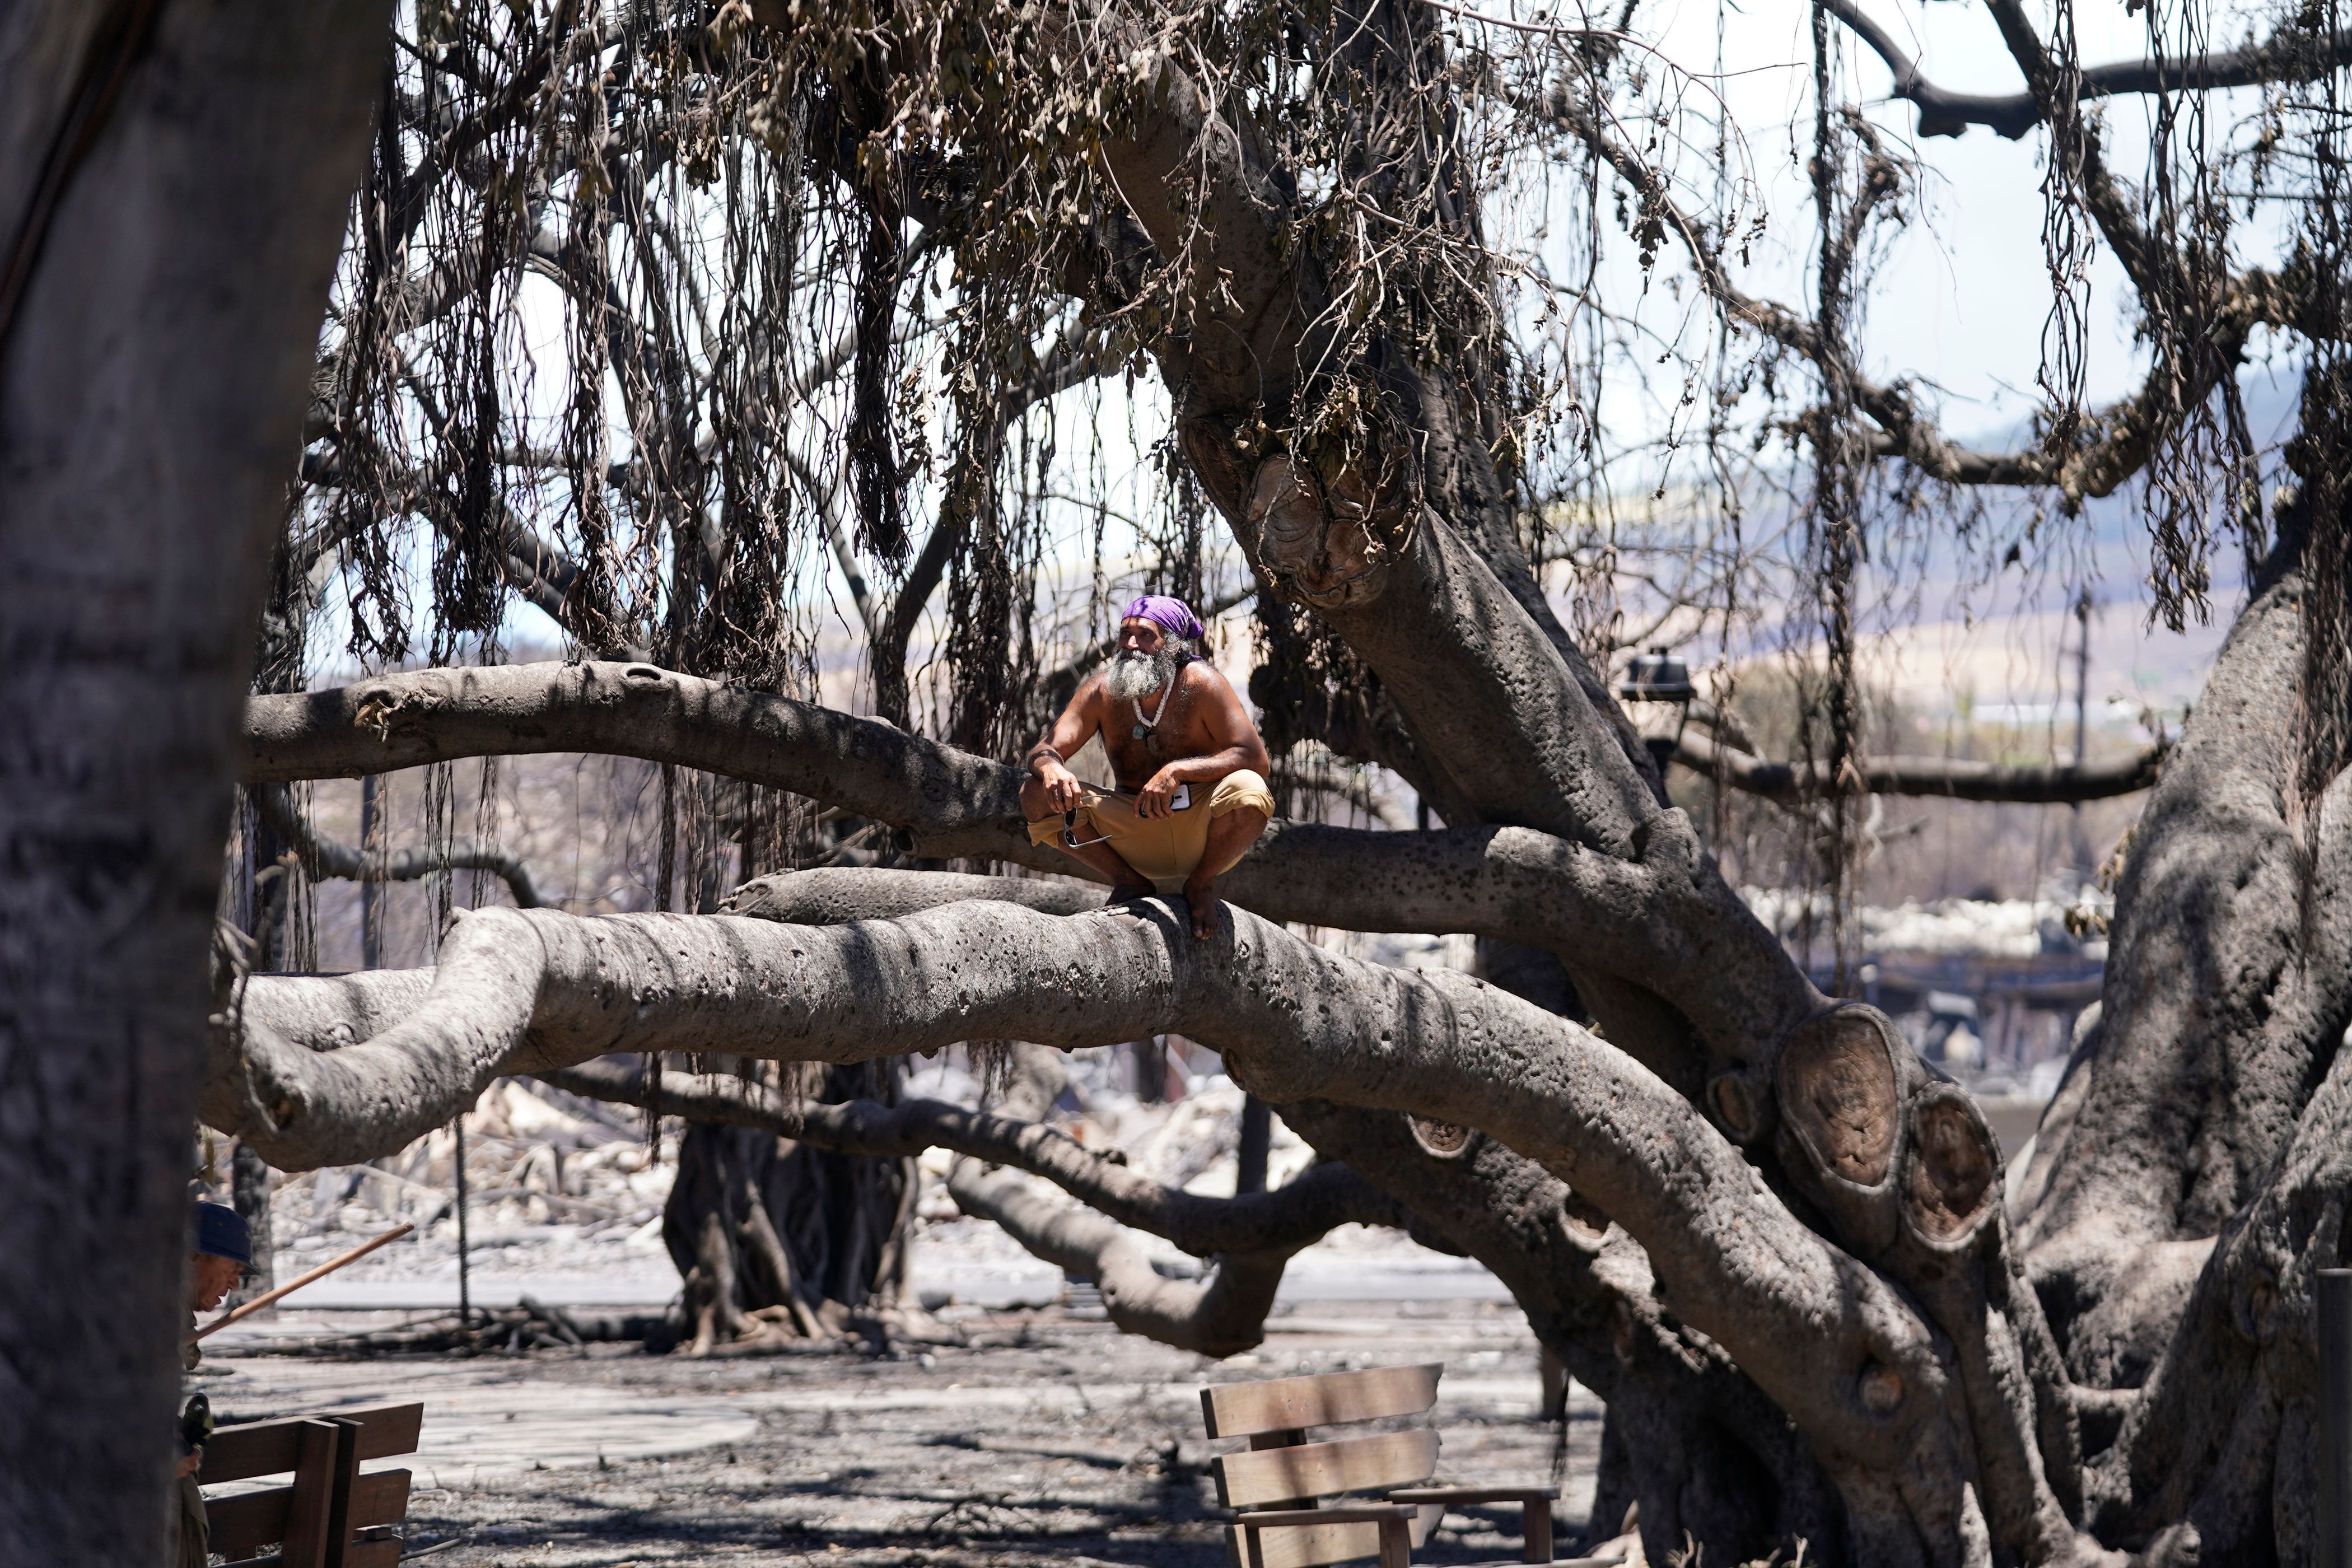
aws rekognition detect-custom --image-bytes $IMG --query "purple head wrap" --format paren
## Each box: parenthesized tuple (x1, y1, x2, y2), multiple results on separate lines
(1121, 594, 1204, 644)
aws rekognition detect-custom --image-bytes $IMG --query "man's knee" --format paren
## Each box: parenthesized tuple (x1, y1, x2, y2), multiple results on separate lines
(1207, 768, 1275, 823)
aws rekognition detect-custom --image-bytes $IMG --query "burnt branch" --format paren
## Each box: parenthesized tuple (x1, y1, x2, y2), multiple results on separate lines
(1541, 78, 2284, 504)
(251, 782, 544, 908)
(947, 1159, 1291, 1357)
(240, 665, 1813, 1060)
(1673, 730, 2168, 805)
(536, 1057, 1407, 1257)
(540, 1054, 1382, 1358)
(1821, 0, 2352, 141)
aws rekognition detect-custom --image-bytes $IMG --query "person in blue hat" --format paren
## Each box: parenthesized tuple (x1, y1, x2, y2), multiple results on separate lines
(188, 1201, 251, 1326)
(173, 1201, 253, 1567)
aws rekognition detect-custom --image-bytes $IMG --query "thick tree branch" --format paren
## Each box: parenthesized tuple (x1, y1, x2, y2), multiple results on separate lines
(236, 664, 1808, 1060)
(2017, 561, 2352, 1538)
(1673, 730, 2167, 805)
(948, 1160, 1291, 1357)
(734, 844, 1797, 1070)
(252, 782, 544, 908)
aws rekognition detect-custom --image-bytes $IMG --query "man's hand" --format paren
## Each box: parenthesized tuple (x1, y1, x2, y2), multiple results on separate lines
(1136, 768, 1183, 819)
(175, 1449, 203, 1480)
(1031, 752, 1085, 814)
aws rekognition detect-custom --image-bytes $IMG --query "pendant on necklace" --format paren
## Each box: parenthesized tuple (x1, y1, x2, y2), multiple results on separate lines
(1131, 724, 1148, 739)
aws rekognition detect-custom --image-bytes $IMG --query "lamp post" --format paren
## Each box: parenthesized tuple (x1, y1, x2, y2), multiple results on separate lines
(1618, 646, 1697, 775)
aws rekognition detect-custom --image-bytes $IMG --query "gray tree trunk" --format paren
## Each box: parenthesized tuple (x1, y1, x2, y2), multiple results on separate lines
(662, 1061, 916, 1349)
(0, 3, 387, 1559)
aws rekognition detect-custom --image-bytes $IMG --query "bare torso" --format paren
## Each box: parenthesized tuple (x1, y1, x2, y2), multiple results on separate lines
(1092, 661, 1226, 789)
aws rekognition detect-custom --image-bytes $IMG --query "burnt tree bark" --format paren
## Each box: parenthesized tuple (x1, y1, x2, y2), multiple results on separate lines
(0, 2, 391, 1561)
(2008, 519, 2352, 1564)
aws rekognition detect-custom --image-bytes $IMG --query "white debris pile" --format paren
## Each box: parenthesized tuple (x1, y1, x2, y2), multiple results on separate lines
(905, 1043, 1318, 1197)
(1311, 929, 1480, 972)
(1743, 881, 2111, 960)
(209, 1077, 679, 1289)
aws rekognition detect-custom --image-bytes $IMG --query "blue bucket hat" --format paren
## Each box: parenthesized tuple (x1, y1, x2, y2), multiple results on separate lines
(192, 1202, 252, 1267)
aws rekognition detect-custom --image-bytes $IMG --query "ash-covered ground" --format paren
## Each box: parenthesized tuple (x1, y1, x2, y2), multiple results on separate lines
(194, 1301, 1604, 1568)
(190, 1045, 1596, 1565)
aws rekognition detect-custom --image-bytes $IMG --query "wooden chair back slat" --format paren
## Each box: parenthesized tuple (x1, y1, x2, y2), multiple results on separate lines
(201, 1404, 424, 1483)
(1214, 1430, 1440, 1510)
(1202, 1365, 1441, 1439)
(207, 1466, 413, 1560)
(1224, 1504, 1440, 1568)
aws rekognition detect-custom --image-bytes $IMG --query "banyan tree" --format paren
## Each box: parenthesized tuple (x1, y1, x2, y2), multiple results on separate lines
(10, 0, 2352, 1562)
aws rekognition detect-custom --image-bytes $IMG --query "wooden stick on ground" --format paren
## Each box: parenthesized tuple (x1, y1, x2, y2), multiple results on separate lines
(191, 1222, 416, 1341)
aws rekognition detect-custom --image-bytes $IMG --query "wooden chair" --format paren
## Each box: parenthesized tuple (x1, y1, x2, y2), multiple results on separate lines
(1201, 1364, 1568, 1568)
(197, 1402, 424, 1568)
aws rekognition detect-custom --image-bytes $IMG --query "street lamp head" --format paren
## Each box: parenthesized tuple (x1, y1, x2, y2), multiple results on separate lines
(1618, 646, 1696, 775)
(1619, 646, 1697, 705)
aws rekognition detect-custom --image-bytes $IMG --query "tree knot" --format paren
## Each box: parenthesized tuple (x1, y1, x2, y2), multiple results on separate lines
(1243, 446, 1413, 609)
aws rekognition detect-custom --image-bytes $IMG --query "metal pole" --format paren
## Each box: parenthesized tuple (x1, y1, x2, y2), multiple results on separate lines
(2321, 1268, 2352, 1568)
(2068, 590, 2096, 872)
(454, 1110, 473, 1328)
(360, 774, 382, 968)
(2072, 588, 2092, 767)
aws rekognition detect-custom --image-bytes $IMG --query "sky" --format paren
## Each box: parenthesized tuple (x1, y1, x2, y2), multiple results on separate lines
(1615, 0, 2278, 431)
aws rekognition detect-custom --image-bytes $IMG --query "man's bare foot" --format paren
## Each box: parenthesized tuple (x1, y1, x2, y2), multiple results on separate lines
(1182, 874, 1221, 939)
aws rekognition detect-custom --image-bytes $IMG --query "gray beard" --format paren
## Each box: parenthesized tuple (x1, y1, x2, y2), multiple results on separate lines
(1106, 646, 1179, 703)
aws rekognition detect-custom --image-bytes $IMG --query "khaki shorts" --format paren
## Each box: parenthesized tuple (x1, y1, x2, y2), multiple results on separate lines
(1028, 769, 1275, 884)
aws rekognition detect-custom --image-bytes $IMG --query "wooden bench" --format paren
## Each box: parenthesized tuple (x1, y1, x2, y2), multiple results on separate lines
(197, 1402, 424, 1568)
(1201, 1364, 1592, 1568)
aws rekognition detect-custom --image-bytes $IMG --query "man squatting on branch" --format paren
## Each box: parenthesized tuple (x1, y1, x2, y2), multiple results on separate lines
(1024, 595, 1274, 939)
